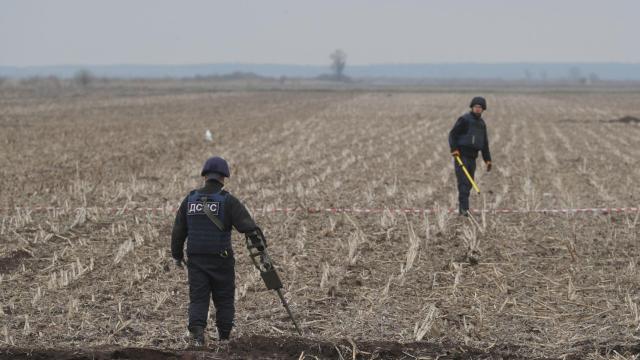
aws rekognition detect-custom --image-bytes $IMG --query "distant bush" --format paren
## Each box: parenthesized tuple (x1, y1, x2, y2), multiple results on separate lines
(74, 69, 93, 87)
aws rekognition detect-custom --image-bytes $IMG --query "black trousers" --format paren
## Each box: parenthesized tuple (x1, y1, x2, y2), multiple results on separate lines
(187, 254, 235, 334)
(454, 156, 476, 214)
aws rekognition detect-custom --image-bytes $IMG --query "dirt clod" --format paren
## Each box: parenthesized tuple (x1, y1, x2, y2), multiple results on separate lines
(0, 249, 31, 274)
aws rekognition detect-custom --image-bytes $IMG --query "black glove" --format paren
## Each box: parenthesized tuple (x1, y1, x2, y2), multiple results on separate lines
(173, 258, 185, 268)
(247, 228, 267, 251)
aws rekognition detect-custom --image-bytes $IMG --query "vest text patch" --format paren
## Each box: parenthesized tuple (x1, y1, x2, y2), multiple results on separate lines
(187, 202, 220, 215)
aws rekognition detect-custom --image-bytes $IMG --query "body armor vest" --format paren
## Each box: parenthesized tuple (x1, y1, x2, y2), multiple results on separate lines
(458, 113, 486, 151)
(186, 190, 231, 255)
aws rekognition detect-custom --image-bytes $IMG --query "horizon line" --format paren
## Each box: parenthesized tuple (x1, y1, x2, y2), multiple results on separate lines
(3, 61, 640, 68)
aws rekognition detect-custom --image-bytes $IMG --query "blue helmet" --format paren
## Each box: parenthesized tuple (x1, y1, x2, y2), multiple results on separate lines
(470, 96, 487, 110)
(200, 156, 230, 177)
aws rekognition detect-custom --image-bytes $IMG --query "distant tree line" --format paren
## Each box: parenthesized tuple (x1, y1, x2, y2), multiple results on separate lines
(0, 69, 110, 90)
(522, 66, 601, 85)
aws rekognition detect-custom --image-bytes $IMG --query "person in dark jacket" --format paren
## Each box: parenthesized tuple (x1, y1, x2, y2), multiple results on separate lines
(448, 97, 492, 215)
(171, 156, 264, 345)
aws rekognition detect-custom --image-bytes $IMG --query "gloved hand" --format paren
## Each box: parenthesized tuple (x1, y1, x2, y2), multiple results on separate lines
(247, 228, 267, 251)
(173, 258, 185, 268)
(485, 161, 492, 172)
(451, 149, 461, 157)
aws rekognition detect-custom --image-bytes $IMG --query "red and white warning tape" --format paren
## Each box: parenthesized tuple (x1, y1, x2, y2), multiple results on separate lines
(1, 206, 638, 215)
(254, 207, 640, 215)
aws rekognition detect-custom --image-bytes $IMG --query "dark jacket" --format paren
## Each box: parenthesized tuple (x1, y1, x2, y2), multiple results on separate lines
(171, 179, 257, 260)
(448, 112, 492, 162)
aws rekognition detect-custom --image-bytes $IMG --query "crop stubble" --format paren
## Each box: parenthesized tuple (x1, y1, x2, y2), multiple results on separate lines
(1, 87, 639, 359)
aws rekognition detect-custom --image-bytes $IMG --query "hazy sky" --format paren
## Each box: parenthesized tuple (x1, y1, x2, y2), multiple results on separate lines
(1, 0, 638, 66)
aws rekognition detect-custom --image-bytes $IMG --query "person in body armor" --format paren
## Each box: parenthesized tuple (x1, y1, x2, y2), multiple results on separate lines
(448, 97, 492, 216)
(171, 156, 265, 346)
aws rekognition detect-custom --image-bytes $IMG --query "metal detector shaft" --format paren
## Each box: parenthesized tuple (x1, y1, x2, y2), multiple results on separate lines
(245, 230, 303, 336)
(276, 288, 303, 336)
(455, 155, 481, 194)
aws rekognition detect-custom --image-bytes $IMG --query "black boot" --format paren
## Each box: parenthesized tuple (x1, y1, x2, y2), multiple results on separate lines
(189, 326, 205, 347)
(218, 327, 231, 341)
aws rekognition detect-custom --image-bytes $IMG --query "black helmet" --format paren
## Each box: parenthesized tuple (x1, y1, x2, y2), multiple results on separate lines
(470, 96, 487, 110)
(200, 156, 230, 177)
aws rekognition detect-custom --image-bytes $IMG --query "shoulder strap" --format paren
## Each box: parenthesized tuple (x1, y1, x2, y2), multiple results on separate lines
(199, 195, 226, 231)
